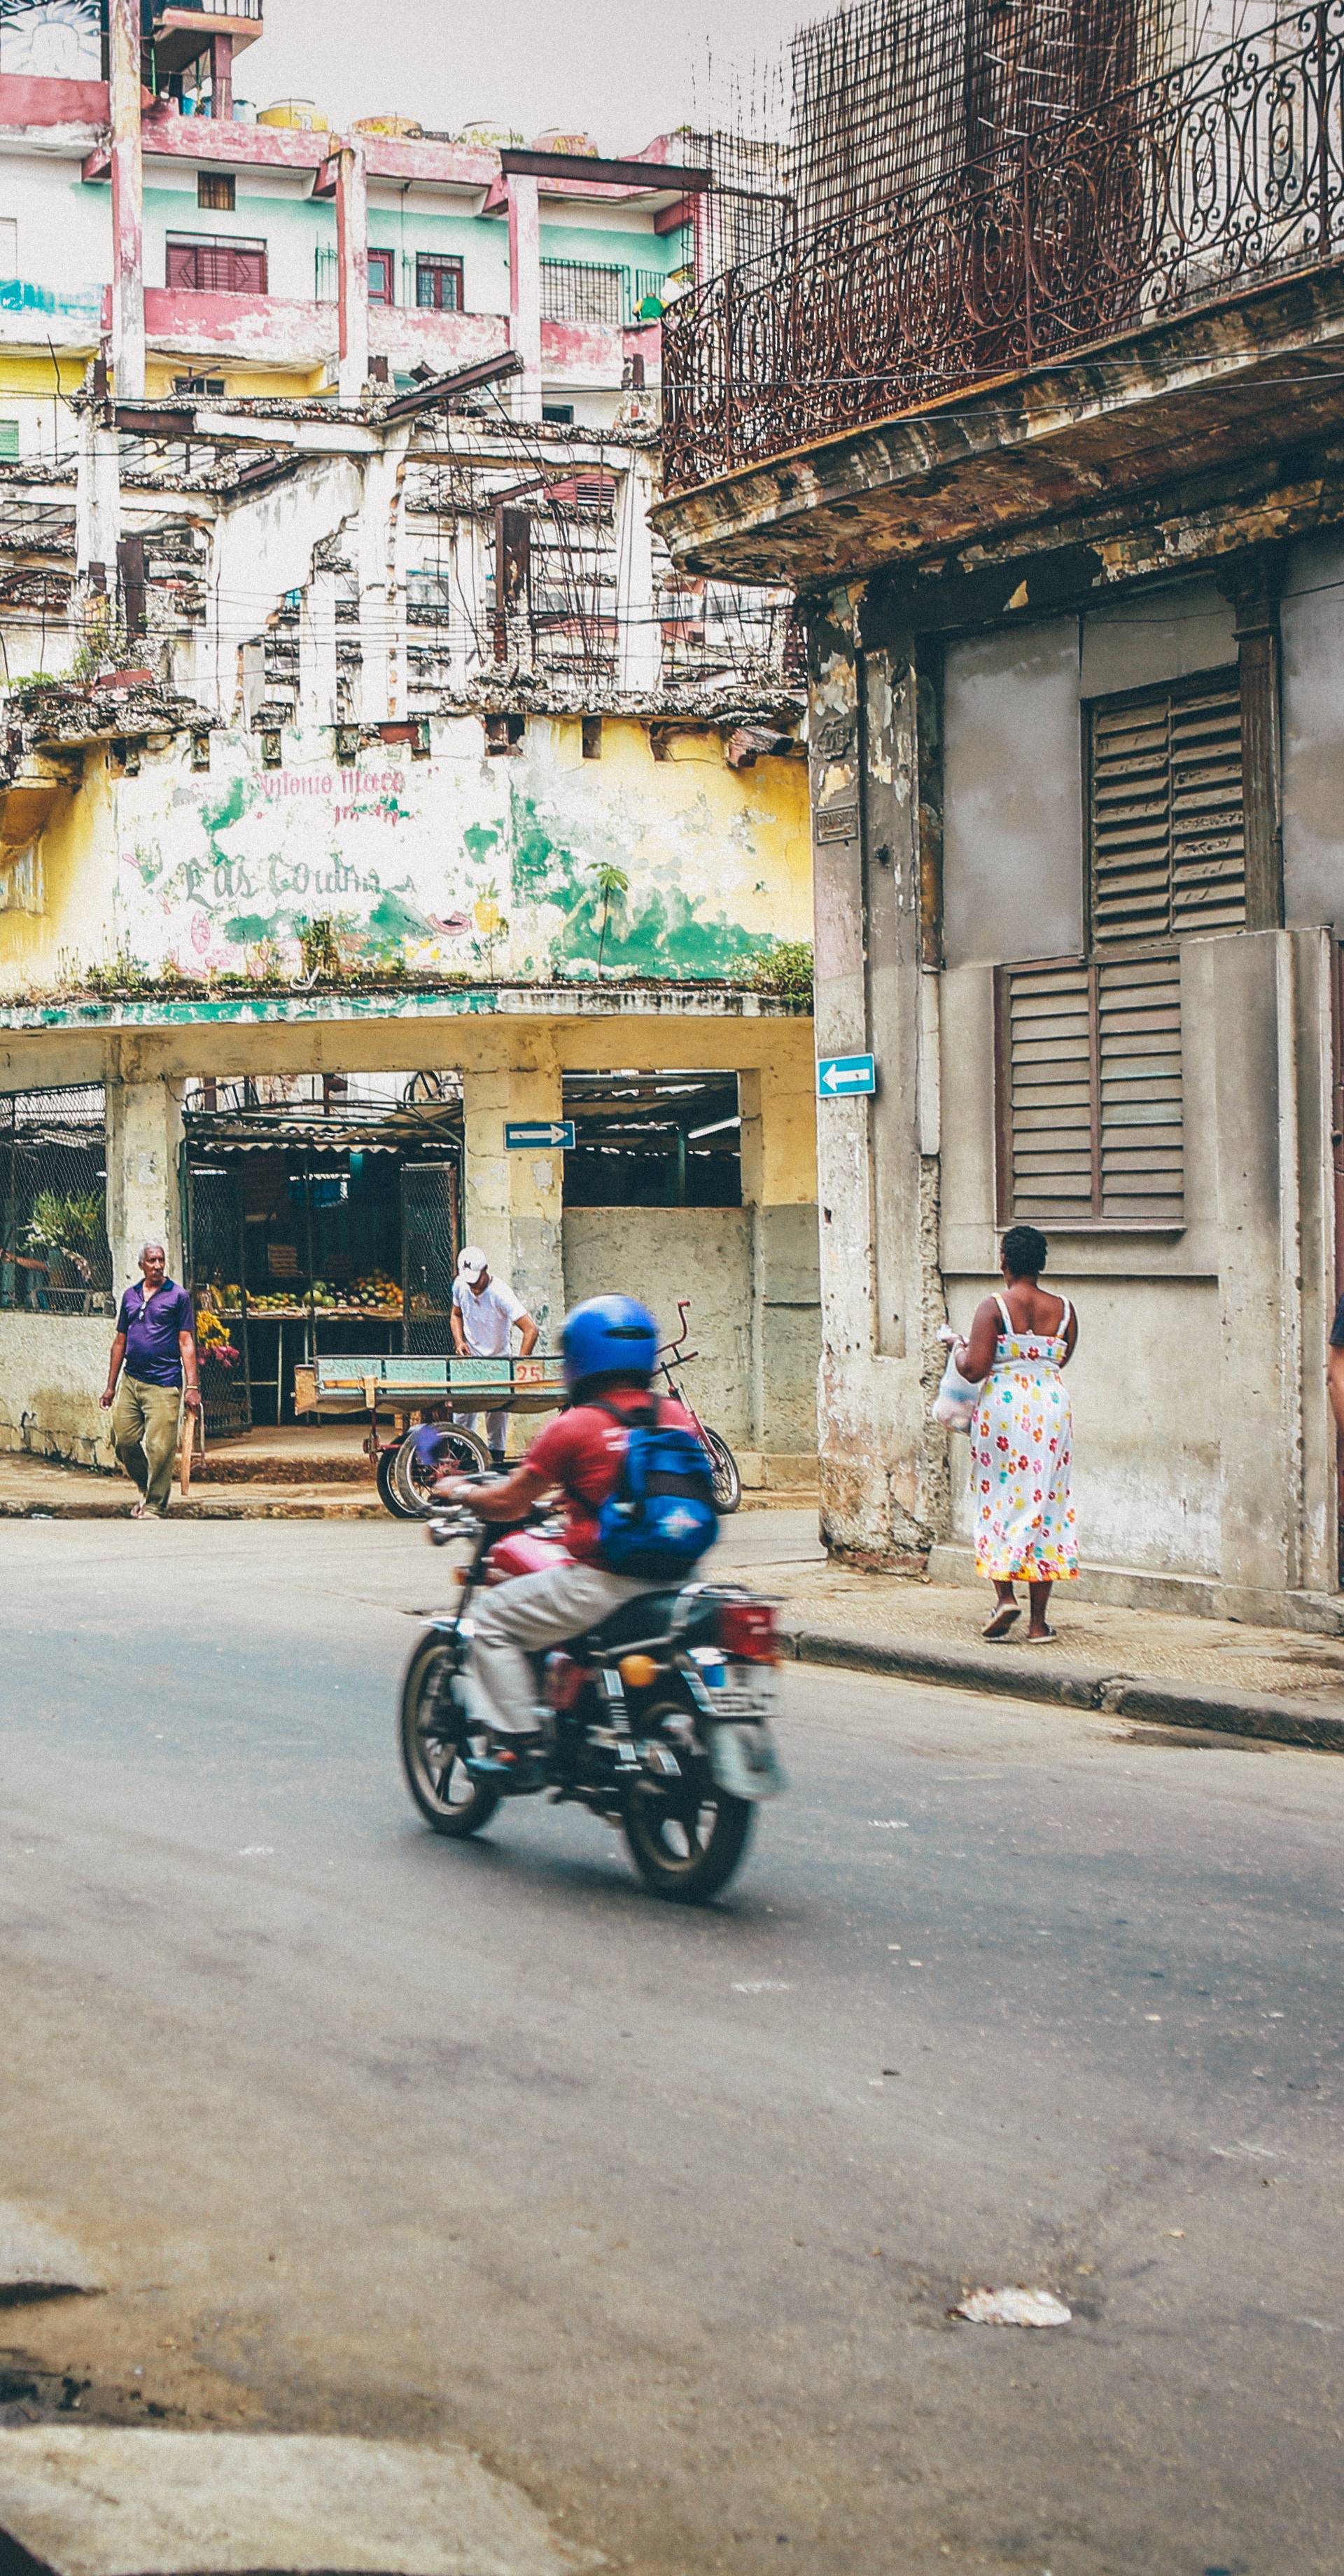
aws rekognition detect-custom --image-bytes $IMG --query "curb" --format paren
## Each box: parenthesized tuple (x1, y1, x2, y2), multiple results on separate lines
(779, 1622, 1344, 1754)
(0, 1494, 382, 1522)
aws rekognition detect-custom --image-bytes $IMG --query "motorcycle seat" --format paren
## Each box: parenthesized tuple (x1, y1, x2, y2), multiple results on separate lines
(565, 1590, 682, 1657)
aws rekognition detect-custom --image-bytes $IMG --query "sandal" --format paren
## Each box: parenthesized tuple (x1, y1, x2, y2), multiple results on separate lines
(982, 1605, 1021, 1641)
(1025, 1625, 1058, 1643)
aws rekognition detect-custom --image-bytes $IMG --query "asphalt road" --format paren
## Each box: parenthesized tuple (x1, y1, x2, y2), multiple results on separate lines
(3, 1518, 1342, 2576)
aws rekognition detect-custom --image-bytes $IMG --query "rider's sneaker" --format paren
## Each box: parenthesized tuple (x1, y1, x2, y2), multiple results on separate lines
(465, 1730, 547, 1792)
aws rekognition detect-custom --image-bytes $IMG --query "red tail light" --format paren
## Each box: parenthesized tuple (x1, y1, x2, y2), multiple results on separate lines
(716, 1599, 779, 1664)
(544, 1652, 588, 1711)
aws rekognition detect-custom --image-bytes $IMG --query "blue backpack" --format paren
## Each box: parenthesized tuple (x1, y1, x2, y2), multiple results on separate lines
(594, 1398, 719, 1580)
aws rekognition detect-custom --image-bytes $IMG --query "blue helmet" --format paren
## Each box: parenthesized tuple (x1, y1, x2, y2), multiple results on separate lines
(561, 1294, 659, 1393)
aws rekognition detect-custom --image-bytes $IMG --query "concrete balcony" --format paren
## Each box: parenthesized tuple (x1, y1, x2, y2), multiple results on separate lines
(0, 279, 105, 349)
(141, 286, 517, 378)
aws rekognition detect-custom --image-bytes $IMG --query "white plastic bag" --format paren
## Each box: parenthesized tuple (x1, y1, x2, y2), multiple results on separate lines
(930, 1325, 979, 1433)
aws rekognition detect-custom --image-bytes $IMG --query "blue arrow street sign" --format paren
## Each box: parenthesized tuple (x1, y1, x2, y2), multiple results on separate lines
(505, 1120, 577, 1150)
(816, 1052, 876, 1099)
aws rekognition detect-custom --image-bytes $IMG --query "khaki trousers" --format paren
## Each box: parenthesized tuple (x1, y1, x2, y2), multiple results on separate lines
(466, 1561, 661, 1735)
(112, 1374, 181, 1516)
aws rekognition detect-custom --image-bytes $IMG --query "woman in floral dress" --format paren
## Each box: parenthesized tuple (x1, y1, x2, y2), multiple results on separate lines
(958, 1225, 1079, 1643)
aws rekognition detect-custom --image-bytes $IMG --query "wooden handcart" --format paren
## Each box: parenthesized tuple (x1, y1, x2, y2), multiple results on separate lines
(293, 1351, 568, 1518)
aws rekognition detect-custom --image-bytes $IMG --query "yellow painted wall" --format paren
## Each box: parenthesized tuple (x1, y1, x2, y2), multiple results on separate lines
(0, 714, 813, 994)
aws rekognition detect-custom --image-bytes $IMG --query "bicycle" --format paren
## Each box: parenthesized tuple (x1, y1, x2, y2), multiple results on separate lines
(654, 1301, 742, 1514)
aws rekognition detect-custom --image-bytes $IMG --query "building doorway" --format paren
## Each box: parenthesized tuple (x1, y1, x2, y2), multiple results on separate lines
(182, 1078, 462, 1433)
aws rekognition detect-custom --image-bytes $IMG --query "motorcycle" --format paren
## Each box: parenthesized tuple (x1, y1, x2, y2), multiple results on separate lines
(398, 1491, 785, 1902)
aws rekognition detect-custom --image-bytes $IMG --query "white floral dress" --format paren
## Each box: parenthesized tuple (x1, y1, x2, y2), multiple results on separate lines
(970, 1294, 1078, 1584)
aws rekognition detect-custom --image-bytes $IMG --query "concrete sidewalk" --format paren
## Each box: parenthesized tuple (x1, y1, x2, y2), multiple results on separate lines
(734, 1528, 1344, 1751)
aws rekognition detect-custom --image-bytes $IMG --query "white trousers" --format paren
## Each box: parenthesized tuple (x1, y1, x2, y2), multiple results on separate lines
(466, 1561, 661, 1735)
(455, 1408, 510, 1453)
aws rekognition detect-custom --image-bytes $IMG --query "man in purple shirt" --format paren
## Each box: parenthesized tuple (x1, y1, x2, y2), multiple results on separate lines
(102, 1241, 200, 1519)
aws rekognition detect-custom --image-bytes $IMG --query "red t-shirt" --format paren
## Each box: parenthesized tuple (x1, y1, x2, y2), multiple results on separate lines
(524, 1387, 700, 1566)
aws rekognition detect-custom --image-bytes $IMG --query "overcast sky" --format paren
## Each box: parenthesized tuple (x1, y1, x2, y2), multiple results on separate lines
(246, 0, 819, 151)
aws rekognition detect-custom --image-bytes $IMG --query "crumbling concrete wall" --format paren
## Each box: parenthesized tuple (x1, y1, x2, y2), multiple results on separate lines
(0, 1314, 114, 1468)
(562, 1201, 819, 1465)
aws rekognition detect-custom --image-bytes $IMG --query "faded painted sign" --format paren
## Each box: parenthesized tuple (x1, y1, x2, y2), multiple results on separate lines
(88, 713, 811, 987)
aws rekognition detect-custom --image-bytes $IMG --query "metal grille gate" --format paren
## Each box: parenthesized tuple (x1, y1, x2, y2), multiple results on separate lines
(400, 1162, 460, 1354)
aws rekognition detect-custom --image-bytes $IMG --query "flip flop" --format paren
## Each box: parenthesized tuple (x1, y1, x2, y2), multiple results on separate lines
(982, 1606, 1021, 1641)
(1025, 1626, 1058, 1643)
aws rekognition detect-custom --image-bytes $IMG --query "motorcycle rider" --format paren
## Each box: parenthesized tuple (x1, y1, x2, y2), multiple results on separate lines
(436, 1295, 704, 1776)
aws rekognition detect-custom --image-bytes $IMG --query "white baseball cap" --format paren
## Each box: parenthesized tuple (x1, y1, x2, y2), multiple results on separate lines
(457, 1246, 488, 1279)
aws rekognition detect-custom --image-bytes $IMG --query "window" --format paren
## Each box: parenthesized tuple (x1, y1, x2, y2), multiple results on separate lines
(997, 954, 1184, 1226)
(542, 403, 574, 424)
(368, 248, 396, 305)
(166, 235, 267, 294)
(1087, 673, 1245, 946)
(0, 417, 19, 461)
(197, 172, 236, 211)
(540, 259, 621, 324)
(174, 375, 226, 396)
(415, 254, 463, 312)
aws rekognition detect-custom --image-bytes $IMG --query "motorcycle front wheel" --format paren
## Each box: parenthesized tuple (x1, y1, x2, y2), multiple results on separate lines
(622, 1713, 755, 1902)
(701, 1426, 742, 1515)
(399, 1634, 501, 1838)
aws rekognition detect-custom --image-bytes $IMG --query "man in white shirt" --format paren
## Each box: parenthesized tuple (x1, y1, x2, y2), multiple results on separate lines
(451, 1246, 539, 1470)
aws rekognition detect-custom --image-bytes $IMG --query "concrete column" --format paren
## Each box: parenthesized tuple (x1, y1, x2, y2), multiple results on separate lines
(108, 0, 145, 404)
(615, 454, 661, 694)
(75, 406, 122, 619)
(209, 32, 234, 120)
(739, 1058, 820, 1473)
(461, 1050, 566, 1377)
(105, 1071, 186, 1298)
(806, 587, 946, 1565)
(506, 173, 542, 422)
(299, 567, 340, 727)
(335, 141, 370, 406)
(355, 443, 397, 723)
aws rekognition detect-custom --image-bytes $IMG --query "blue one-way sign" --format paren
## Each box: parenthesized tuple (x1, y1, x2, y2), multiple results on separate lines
(817, 1052, 876, 1099)
(505, 1120, 577, 1150)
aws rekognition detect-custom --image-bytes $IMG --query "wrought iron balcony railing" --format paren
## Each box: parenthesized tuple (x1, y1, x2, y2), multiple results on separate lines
(663, 1, 1344, 492)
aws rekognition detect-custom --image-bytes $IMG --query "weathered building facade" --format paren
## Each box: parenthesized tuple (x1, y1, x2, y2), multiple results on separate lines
(658, 1, 1344, 1626)
(0, 1, 820, 1482)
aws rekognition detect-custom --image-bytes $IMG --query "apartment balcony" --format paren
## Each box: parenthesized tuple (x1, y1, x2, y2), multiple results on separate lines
(662, 0, 1344, 495)
(150, 4, 264, 80)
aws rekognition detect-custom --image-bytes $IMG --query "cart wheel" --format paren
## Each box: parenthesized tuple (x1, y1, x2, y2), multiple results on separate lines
(391, 1424, 491, 1519)
(376, 1444, 419, 1519)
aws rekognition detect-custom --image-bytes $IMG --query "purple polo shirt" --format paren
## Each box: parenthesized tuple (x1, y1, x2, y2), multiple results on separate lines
(118, 1278, 195, 1389)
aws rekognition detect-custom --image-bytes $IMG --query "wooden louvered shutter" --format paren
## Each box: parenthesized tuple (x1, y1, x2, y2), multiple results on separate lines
(1088, 675, 1245, 945)
(1000, 962, 1096, 1222)
(1097, 954, 1183, 1221)
(999, 954, 1184, 1223)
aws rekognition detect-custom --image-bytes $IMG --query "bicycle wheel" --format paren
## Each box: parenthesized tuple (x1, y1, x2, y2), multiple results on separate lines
(391, 1423, 491, 1519)
(701, 1427, 742, 1515)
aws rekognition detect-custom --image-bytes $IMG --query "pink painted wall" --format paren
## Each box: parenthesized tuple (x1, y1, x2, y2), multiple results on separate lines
(0, 71, 108, 129)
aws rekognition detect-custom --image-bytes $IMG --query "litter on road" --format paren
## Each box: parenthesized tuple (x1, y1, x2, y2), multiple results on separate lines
(952, 2288, 1072, 2327)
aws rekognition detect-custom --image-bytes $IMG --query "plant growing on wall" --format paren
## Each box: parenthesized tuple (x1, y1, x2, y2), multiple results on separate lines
(297, 914, 350, 980)
(590, 860, 630, 973)
(749, 938, 813, 1004)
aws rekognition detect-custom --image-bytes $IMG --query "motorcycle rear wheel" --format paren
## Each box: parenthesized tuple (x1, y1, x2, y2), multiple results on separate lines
(622, 1711, 755, 1902)
(399, 1635, 501, 1837)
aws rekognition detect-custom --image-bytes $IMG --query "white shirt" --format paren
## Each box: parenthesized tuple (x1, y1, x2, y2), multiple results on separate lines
(452, 1274, 526, 1357)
